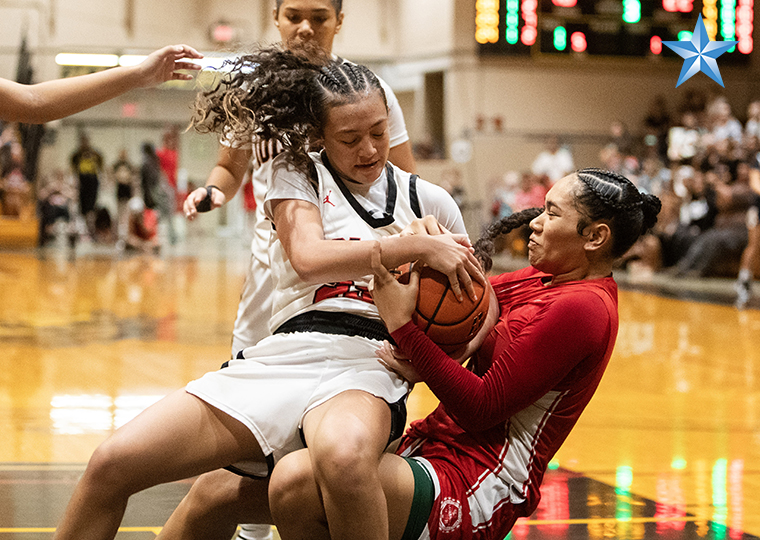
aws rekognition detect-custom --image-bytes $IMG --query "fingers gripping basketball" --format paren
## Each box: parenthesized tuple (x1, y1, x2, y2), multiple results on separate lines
(398, 265, 489, 355)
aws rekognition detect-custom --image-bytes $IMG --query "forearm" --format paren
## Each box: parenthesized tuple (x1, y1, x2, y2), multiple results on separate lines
(3, 44, 200, 124)
(391, 294, 608, 430)
(205, 165, 244, 202)
(288, 234, 431, 284)
(391, 322, 493, 429)
(8, 67, 142, 124)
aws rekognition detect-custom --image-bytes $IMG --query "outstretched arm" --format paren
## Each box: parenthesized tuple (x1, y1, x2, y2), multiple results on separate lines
(0, 44, 202, 124)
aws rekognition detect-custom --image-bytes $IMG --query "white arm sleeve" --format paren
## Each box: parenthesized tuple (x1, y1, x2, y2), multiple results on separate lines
(415, 179, 468, 236)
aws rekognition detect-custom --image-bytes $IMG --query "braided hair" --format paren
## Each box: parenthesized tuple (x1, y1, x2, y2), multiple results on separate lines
(474, 208, 543, 273)
(573, 168, 661, 258)
(473, 168, 661, 271)
(190, 43, 387, 176)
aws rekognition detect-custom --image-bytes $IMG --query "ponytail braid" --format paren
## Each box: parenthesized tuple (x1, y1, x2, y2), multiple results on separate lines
(474, 207, 543, 273)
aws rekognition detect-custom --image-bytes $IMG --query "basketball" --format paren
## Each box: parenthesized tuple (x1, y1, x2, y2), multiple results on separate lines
(398, 265, 490, 355)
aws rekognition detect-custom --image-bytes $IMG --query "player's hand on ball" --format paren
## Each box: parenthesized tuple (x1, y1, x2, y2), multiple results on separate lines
(376, 341, 421, 384)
(369, 243, 419, 333)
(421, 234, 484, 303)
(184, 186, 225, 220)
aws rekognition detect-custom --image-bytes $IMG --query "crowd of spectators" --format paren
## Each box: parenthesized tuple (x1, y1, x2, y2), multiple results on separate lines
(489, 91, 760, 309)
(6, 88, 760, 307)
(0, 123, 33, 220)
(0, 120, 184, 254)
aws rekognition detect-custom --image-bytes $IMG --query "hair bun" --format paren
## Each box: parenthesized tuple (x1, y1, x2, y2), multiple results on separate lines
(640, 193, 662, 234)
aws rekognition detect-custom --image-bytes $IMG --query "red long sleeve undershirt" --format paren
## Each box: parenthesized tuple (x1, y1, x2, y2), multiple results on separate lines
(390, 288, 611, 432)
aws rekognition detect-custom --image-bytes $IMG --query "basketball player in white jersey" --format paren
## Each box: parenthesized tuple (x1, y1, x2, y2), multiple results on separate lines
(184, 0, 414, 353)
(52, 48, 481, 540)
(184, 4, 414, 537)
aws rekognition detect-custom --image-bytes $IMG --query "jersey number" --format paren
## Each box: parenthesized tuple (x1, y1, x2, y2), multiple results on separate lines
(314, 281, 373, 304)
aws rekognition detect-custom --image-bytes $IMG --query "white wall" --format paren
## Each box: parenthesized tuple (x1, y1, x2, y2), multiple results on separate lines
(397, 0, 455, 59)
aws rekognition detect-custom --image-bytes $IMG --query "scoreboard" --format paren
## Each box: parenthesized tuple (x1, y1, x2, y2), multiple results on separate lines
(475, 0, 753, 62)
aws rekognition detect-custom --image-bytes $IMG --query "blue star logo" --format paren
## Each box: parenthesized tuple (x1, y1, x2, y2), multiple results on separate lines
(662, 14, 737, 87)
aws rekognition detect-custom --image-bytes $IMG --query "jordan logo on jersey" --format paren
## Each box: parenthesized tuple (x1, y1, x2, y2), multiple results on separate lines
(323, 190, 336, 207)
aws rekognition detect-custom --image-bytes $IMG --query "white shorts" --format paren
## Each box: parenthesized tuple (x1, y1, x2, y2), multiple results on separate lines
(231, 254, 273, 356)
(186, 331, 410, 472)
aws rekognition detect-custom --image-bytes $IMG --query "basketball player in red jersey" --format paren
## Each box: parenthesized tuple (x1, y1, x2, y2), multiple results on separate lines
(157, 169, 661, 540)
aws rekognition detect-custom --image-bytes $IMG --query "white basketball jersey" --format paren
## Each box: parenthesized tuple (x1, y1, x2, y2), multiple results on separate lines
(245, 61, 409, 263)
(268, 153, 424, 333)
(249, 138, 281, 264)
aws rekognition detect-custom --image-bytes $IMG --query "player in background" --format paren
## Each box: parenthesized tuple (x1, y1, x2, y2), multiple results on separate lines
(734, 166, 760, 308)
(0, 45, 202, 124)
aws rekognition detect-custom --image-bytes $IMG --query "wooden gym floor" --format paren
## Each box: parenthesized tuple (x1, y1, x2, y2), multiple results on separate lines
(1, 234, 759, 539)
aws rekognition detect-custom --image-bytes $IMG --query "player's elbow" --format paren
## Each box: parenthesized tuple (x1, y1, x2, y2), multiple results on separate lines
(5, 89, 48, 124)
(288, 255, 325, 284)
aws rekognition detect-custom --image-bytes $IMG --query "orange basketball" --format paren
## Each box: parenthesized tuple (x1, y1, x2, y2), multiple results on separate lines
(398, 265, 489, 355)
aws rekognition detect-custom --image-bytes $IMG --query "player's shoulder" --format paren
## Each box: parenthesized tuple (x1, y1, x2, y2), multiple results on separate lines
(413, 175, 453, 200)
(392, 168, 454, 206)
(546, 279, 617, 318)
(270, 153, 317, 185)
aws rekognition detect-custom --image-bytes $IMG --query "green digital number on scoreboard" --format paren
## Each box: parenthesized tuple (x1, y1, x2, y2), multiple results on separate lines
(475, 0, 753, 62)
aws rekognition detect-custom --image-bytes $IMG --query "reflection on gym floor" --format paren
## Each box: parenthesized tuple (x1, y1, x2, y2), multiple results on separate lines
(1, 238, 759, 539)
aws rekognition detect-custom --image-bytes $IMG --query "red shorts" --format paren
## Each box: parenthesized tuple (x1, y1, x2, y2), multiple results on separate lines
(399, 439, 522, 540)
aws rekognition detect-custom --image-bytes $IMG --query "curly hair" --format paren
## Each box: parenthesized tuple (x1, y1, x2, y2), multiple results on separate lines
(473, 168, 662, 270)
(190, 44, 386, 177)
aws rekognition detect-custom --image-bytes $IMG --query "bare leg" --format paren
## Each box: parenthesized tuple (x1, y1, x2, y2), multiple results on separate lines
(299, 390, 391, 540)
(269, 449, 416, 540)
(53, 390, 265, 540)
(740, 223, 760, 275)
(736, 223, 759, 308)
(158, 469, 272, 540)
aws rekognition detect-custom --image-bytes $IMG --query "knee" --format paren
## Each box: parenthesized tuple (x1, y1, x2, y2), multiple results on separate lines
(186, 469, 246, 512)
(310, 428, 381, 490)
(269, 452, 318, 519)
(80, 437, 138, 496)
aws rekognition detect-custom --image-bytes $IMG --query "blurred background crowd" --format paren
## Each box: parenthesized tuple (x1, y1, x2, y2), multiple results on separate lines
(487, 90, 760, 309)
(2, 85, 759, 308)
